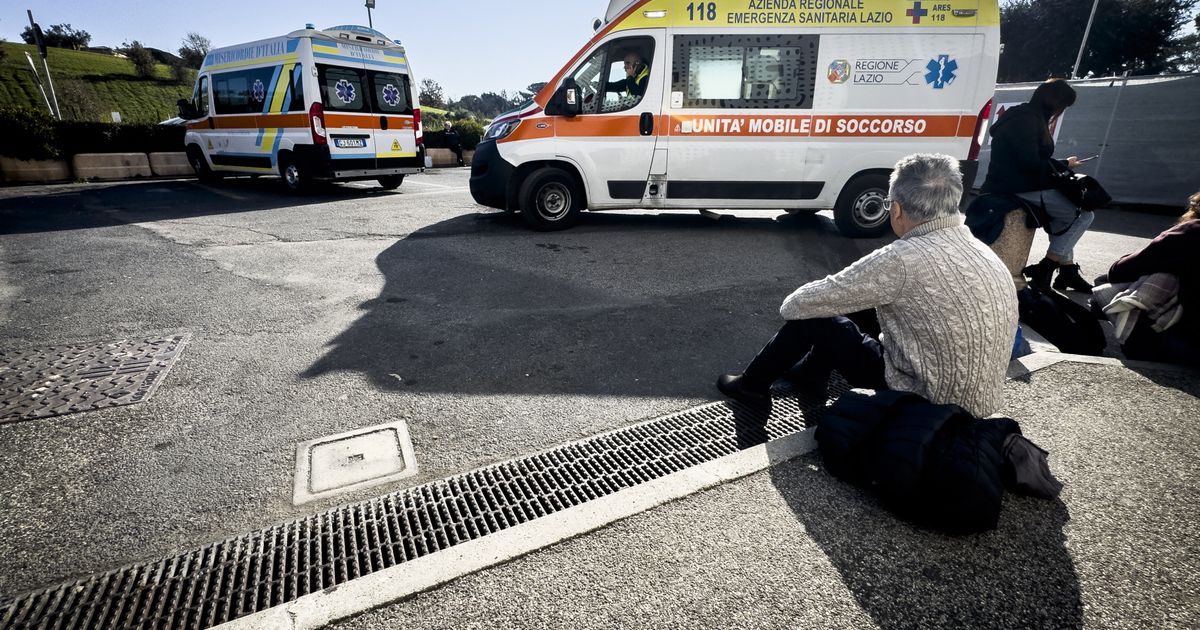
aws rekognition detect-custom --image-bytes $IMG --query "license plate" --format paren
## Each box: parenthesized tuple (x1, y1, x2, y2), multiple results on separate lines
(335, 138, 367, 149)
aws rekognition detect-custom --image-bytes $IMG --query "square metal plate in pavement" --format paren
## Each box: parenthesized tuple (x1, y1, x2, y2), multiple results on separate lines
(0, 333, 190, 424)
(293, 421, 419, 505)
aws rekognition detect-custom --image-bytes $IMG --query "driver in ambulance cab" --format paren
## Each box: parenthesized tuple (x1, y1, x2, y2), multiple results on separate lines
(608, 51, 650, 98)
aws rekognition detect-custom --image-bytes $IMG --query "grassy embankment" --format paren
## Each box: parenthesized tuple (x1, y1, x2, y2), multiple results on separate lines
(0, 42, 190, 124)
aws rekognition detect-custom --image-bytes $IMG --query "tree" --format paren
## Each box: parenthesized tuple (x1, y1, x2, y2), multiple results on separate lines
(20, 23, 91, 50)
(122, 40, 157, 79)
(178, 32, 210, 69)
(419, 78, 446, 108)
(169, 59, 194, 85)
(998, 0, 1198, 82)
(518, 82, 548, 101)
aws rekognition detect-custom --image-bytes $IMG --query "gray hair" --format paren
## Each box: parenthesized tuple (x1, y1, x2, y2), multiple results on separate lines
(888, 153, 964, 223)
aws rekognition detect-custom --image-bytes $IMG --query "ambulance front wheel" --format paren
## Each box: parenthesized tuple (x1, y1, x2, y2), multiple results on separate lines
(519, 168, 582, 231)
(377, 175, 404, 190)
(834, 173, 891, 238)
(186, 146, 220, 183)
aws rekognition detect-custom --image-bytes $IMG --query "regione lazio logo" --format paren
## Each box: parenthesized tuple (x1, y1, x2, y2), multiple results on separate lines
(925, 55, 958, 89)
(827, 59, 851, 84)
(251, 79, 266, 103)
(335, 79, 357, 104)
(907, 1, 929, 24)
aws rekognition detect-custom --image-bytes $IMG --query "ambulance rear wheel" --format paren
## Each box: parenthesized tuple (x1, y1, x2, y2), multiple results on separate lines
(279, 156, 309, 193)
(519, 168, 582, 231)
(377, 175, 404, 190)
(834, 173, 891, 238)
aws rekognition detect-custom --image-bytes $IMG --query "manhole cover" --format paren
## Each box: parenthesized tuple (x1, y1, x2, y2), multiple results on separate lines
(294, 422, 418, 505)
(0, 333, 190, 424)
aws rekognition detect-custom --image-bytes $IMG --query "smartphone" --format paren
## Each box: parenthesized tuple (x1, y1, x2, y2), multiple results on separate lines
(1076, 155, 1099, 163)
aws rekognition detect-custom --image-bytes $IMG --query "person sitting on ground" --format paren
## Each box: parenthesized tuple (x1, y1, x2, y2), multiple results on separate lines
(607, 51, 650, 98)
(717, 154, 1019, 419)
(1096, 193, 1200, 366)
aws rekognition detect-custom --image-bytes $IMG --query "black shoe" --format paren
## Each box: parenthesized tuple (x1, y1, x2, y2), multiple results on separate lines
(1022, 258, 1059, 292)
(1053, 263, 1094, 294)
(716, 374, 770, 406)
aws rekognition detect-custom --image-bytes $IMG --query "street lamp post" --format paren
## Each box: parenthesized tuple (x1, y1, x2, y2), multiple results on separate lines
(1072, 0, 1101, 79)
(366, 0, 375, 29)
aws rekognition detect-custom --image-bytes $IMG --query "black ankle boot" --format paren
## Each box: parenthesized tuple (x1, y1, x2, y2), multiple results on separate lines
(1053, 263, 1094, 293)
(1023, 258, 1059, 292)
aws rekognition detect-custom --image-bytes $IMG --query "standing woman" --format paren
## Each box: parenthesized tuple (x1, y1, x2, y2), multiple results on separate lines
(981, 78, 1094, 293)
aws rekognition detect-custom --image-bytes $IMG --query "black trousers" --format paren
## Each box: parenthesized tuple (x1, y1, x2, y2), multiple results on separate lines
(449, 146, 464, 166)
(741, 313, 887, 391)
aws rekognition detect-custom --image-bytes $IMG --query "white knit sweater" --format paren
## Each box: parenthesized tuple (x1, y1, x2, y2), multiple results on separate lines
(780, 215, 1018, 417)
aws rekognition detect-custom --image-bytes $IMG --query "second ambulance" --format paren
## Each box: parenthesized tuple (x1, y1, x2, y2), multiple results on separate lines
(471, 0, 1000, 236)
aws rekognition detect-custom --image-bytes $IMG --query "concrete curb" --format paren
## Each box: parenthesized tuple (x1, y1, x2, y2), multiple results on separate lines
(0, 156, 72, 184)
(216, 428, 820, 629)
(148, 152, 192, 177)
(1007, 351, 1200, 379)
(72, 153, 153, 180)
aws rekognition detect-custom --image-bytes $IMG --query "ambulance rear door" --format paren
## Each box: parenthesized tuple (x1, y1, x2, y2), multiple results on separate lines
(364, 61, 419, 171)
(313, 42, 379, 172)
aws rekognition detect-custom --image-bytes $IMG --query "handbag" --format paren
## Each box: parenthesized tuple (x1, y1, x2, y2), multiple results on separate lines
(1050, 161, 1112, 212)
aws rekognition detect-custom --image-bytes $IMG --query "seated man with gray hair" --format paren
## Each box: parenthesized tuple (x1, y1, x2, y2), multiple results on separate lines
(718, 154, 1018, 418)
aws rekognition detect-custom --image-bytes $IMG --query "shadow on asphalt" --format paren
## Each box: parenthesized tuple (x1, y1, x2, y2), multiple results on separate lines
(302, 209, 879, 398)
(0, 178, 402, 235)
(766, 452, 1082, 629)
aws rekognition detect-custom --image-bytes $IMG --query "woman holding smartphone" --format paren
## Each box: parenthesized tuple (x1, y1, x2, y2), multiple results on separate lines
(981, 78, 1095, 293)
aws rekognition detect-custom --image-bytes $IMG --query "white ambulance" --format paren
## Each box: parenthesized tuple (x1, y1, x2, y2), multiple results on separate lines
(178, 24, 424, 192)
(471, 0, 999, 236)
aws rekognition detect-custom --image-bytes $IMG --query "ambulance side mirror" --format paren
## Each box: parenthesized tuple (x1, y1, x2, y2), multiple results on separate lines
(177, 99, 197, 120)
(546, 79, 582, 118)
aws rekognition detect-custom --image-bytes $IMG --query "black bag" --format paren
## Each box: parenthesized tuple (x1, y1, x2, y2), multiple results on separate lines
(1017, 285, 1107, 356)
(1051, 161, 1112, 212)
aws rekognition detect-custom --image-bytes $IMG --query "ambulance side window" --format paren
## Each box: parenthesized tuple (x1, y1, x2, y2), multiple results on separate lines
(672, 34, 819, 109)
(570, 47, 608, 116)
(212, 67, 278, 115)
(286, 64, 306, 112)
(318, 65, 369, 113)
(193, 76, 210, 117)
(569, 36, 655, 115)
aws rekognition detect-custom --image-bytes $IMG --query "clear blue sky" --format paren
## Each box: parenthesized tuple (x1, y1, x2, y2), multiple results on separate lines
(0, 1, 601, 98)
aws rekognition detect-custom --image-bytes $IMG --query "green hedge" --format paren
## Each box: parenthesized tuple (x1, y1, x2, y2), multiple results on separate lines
(0, 106, 185, 161)
(423, 119, 485, 150)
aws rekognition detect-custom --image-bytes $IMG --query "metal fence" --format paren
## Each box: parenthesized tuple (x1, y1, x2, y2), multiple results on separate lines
(975, 74, 1200, 208)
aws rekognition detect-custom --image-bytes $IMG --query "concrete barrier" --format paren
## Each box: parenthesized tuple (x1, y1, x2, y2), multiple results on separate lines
(149, 152, 194, 177)
(426, 148, 473, 168)
(0, 157, 72, 184)
(72, 153, 152, 181)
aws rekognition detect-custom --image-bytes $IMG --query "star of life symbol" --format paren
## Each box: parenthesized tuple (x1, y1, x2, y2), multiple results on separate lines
(382, 83, 402, 107)
(335, 79, 357, 104)
(925, 55, 958, 89)
(251, 79, 266, 103)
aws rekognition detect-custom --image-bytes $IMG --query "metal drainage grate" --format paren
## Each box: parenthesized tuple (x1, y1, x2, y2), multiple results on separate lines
(0, 334, 190, 424)
(0, 377, 848, 629)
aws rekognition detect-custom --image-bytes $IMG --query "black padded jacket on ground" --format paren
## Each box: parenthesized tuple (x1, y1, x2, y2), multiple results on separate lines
(980, 103, 1065, 195)
(815, 390, 1022, 535)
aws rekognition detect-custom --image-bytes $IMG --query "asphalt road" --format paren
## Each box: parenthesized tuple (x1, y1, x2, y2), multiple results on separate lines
(0, 170, 1176, 602)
